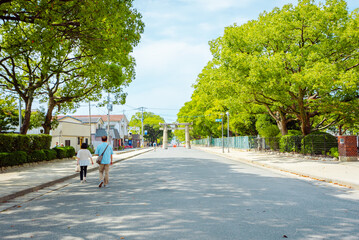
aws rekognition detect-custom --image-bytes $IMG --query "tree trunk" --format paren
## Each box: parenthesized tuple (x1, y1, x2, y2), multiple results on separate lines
(277, 118, 288, 136)
(43, 100, 56, 134)
(300, 113, 312, 136)
(20, 96, 33, 134)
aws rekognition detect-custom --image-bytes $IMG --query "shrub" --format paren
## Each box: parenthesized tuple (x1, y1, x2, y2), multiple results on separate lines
(53, 147, 67, 159)
(328, 147, 339, 158)
(0, 134, 17, 152)
(13, 151, 28, 164)
(301, 132, 337, 155)
(87, 146, 95, 154)
(64, 146, 75, 158)
(43, 149, 57, 161)
(28, 150, 47, 163)
(279, 130, 303, 153)
(0, 151, 28, 167)
(0, 133, 52, 153)
(28, 134, 52, 151)
(0, 152, 13, 167)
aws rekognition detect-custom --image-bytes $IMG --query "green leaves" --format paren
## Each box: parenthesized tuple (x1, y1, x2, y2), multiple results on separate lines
(178, 0, 359, 138)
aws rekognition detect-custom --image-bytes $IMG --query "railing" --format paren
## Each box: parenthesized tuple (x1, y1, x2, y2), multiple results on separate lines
(192, 135, 342, 157)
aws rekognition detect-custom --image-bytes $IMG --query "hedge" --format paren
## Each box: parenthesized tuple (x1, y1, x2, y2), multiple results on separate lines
(28, 150, 47, 163)
(0, 133, 52, 153)
(0, 147, 73, 168)
(64, 146, 76, 158)
(301, 132, 338, 155)
(43, 149, 57, 161)
(0, 151, 27, 167)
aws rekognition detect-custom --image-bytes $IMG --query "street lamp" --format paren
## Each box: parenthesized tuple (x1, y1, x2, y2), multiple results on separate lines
(226, 111, 230, 153)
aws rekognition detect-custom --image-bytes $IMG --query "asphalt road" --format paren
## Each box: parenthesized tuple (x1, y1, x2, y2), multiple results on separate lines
(1, 148, 359, 240)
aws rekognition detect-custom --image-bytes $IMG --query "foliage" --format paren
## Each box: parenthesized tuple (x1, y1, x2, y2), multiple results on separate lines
(28, 150, 47, 163)
(0, 0, 144, 134)
(0, 133, 51, 152)
(0, 95, 18, 133)
(53, 147, 67, 159)
(256, 114, 280, 138)
(301, 132, 338, 155)
(129, 112, 166, 144)
(328, 147, 339, 158)
(0, 151, 27, 167)
(43, 149, 57, 161)
(64, 146, 76, 158)
(178, 0, 359, 138)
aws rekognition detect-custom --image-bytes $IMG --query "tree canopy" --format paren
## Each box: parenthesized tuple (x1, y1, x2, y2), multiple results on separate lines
(0, 0, 144, 134)
(177, 0, 359, 139)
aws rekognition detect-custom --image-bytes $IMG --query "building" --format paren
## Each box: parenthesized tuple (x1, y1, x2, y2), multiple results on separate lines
(60, 114, 129, 150)
(51, 116, 91, 151)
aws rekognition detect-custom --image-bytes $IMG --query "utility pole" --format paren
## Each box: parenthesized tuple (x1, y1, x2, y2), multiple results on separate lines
(226, 111, 230, 153)
(18, 95, 22, 133)
(221, 113, 224, 153)
(89, 101, 92, 147)
(139, 107, 145, 147)
(107, 93, 112, 144)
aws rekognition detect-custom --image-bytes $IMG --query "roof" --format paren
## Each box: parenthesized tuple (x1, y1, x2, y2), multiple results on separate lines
(111, 128, 120, 139)
(68, 114, 127, 123)
(95, 128, 107, 137)
(69, 116, 103, 124)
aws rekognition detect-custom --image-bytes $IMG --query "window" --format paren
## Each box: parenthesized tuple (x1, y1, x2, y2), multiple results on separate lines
(65, 140, 70, 146)
(78, 137, 80, 145)
(85, 138, 88, 144)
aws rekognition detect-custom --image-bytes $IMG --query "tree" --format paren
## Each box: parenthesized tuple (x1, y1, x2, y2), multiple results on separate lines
(0, 0, 144, 134)
(0, 95, 18, 132)
(129, 112, 165, 144)
(216, 0, 359, 135)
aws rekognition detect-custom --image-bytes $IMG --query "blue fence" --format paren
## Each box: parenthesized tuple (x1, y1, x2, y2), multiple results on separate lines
(191, 136, 258, 149)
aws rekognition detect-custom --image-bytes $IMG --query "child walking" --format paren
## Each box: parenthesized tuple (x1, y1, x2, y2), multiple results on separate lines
(76, 143, 93, 183)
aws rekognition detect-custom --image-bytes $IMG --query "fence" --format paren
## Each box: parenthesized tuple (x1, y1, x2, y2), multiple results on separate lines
(191, 134, 346, 157)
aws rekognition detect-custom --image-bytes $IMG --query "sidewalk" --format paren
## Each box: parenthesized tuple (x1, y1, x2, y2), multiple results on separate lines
(0, 148, 152, 204)
(195, 146, 359, 190)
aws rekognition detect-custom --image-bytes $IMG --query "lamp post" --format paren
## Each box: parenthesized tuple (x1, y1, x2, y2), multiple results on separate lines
(226, 111, 230, 153)
(221, 113, 224, 153)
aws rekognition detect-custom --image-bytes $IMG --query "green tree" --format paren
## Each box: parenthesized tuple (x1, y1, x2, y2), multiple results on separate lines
(0, 95, 18, 132)
(129, 112, 165, 144)
(218, 0, 359, 135)
(0, 0, 144, 134)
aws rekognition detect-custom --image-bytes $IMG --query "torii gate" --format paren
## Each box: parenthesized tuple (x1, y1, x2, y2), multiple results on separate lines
(159, 122, 192, 149)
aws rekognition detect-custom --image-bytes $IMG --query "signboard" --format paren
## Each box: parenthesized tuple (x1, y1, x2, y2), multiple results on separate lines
(215, 119, 222, 122)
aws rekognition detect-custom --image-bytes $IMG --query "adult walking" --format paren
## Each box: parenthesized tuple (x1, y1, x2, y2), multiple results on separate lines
(94, 136, 113, 188)
(76, 143, 93, 183)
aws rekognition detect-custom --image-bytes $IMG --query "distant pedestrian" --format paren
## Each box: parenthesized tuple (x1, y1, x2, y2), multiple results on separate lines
(54, 142, 59, 148)
(94, 136, 113, 188)
(76, 143, 93, 183)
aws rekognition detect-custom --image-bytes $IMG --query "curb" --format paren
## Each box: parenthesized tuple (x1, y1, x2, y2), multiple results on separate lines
(0, 148, 152, 204)
(195, 147, 359, 191)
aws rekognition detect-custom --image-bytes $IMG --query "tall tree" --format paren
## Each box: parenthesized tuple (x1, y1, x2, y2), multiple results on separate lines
(218, 0, 359, 135)
(0, 0, 144, 134)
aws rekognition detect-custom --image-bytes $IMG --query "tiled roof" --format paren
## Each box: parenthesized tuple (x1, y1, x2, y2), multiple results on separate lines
(67, 114, 126, 122)
(95, 129, 107, 137)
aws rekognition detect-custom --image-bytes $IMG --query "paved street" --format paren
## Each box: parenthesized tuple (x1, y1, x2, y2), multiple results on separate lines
(1, 147, 359, 240)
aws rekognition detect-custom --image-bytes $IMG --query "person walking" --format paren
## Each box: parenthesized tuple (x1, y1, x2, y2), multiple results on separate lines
(94, 136, 113, 188)
(76, 143, 93, 183)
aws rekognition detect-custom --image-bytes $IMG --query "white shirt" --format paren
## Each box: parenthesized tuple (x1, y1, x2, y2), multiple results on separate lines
(76, 149, 92, 166)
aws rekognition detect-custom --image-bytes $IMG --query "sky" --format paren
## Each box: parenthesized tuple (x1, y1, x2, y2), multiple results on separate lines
(74, 0, 358, 123)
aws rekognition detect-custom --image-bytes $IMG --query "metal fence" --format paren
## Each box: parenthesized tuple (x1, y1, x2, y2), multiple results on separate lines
(191, 134, 345, 157)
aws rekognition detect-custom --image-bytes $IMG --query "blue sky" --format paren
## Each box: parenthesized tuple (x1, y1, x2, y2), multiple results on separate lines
(75, 0, 358, 122)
